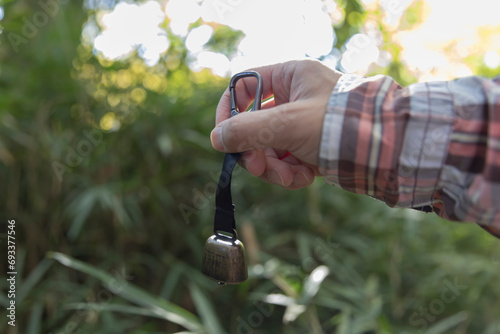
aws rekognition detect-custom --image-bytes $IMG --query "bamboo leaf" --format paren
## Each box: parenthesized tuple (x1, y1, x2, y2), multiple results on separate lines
(159, 264, 183, 300)
(48, 252, 203, 332)
(425, 311, 469, 334)
(189, 283, 226, 334)
(299, 265, 330, 305)
(26, 302, 44, 334)
(64, 302, 178, 320)
(17, 258, 53, 304)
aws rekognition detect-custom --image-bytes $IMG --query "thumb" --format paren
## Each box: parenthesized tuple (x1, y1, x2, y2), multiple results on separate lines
(210, 104, 294, 153)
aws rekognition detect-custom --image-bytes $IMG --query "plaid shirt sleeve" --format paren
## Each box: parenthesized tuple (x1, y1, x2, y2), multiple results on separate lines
(319, 74, 500, 238)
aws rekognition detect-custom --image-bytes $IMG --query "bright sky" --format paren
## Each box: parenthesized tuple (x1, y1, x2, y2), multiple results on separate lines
(394, 0, 500, 80)
(92, 1, 169, 66)
(89, 0, 500, 80)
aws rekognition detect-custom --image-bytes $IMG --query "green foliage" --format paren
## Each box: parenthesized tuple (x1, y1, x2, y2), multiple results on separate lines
(334, 0, 366, 48)
(464, 53, 500, 78)
(398, 0, 424, 31)
(205, 24, 245, 57)
(1, 0, 499, 333)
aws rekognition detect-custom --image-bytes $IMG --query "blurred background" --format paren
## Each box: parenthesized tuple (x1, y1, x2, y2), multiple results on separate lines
(1, 0, 500, 333)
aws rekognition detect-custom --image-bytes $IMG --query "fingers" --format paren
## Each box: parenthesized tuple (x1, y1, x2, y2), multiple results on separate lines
(215, 62, 294, 125)
(259, 157, 315, 189)
(240, 148, 315, 189)
(215, 87, 232, 125)
(216, 59, 340, 126)
(211, 102, 295, 154)
(241, 149, 266, 177)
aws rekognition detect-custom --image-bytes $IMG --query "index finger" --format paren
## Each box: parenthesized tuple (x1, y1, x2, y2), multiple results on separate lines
(215, 62, 295, 125)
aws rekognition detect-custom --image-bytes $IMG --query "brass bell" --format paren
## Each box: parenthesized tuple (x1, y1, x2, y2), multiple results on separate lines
(201, 230, 248, 285)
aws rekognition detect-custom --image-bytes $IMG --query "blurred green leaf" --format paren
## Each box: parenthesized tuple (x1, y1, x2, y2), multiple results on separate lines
(425, 311, 469, 334)
(26, 302, 43, 334)
(17, 258, 53, 304)
(64, 302, 181, 320)
(189, 283, 225, 334)
(299, 265, 330, 305)
(48, 252, 203, 332)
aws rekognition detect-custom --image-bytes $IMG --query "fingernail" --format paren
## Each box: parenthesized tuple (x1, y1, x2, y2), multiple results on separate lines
(210, 126, 225, 151)
(299, 171, 311, 185)
(273, 170, 285, 186)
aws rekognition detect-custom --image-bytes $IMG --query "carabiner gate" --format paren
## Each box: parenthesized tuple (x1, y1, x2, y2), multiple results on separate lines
(229, 71, 263, 117)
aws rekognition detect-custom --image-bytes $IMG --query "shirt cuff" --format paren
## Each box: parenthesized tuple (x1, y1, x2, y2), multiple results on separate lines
(318, 75, 455, 208)
(318, 74, 365, 187)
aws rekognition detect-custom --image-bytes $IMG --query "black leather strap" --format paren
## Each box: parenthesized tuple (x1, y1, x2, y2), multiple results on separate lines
(213, 152, 241, 236)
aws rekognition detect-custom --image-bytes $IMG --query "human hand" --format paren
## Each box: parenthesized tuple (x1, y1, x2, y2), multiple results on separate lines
(210, 60, 342, 189)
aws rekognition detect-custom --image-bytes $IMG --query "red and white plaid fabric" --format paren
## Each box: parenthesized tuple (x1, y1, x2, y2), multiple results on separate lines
(319, 74, 500, 238)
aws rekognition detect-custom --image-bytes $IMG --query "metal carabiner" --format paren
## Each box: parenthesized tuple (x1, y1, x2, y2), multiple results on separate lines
(229, 71, 263, 117)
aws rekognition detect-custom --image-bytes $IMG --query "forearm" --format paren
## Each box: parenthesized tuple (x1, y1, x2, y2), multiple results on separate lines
(319, 73, 500, 235)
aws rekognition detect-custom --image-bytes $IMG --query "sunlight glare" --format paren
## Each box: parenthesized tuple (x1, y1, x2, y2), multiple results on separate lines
(303, 3, 335, 58)
(340, 33, 379, 73)
(484, 51, 500, 69)
(186, 25, 214, 53)
(395, 0, 500, 80)
(199, 0, 335, 74)
(380, 0, 413, 28)
(93, 1, 168, 66)
(190, 51, 230, 77)
(88, 0, 500, 79)
(166, 0, 201, 37)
